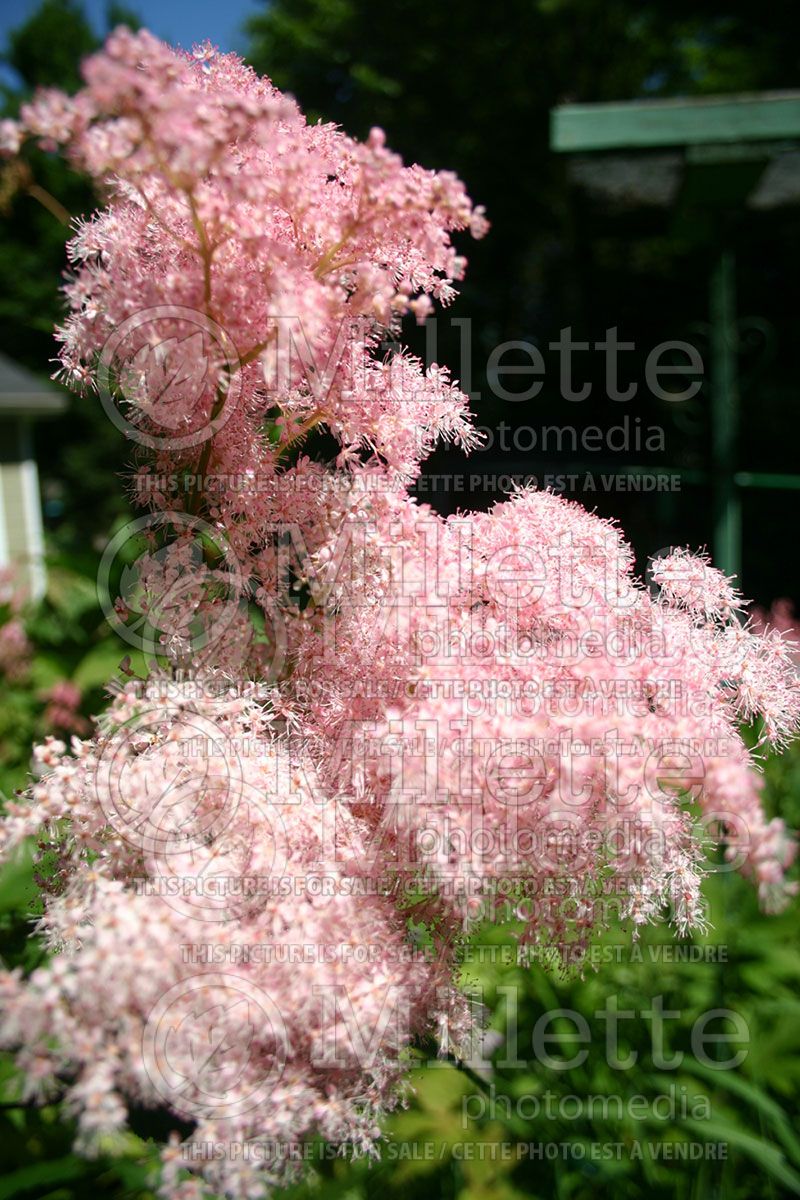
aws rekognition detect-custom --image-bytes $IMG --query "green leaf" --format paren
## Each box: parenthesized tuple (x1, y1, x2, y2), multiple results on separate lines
(0, 844, 36, 915)
(72, 637, 131, 692)
(682, 1118, 800, 1195)
(0, 1155, 91, 1199)
(42, 568, 99, 623)
(680, 1058, 800, 1166)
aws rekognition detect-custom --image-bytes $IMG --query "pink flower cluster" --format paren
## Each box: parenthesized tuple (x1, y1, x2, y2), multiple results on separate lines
(1, 688, 474, 1197)
(0, 567, 32, 682)
(0, 28, 798, 1199)
(41, 680, 91, 735)
(751, 597, 800, 672)
(0, 619, 31, 683)
(20, 28, 484, 482)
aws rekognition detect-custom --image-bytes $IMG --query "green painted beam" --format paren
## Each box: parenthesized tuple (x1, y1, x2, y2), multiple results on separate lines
(551, 92, 800, 153)
(735, 471, 800, 490)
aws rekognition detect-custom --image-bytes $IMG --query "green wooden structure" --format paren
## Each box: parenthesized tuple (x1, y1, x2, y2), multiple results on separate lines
(552, 92, 800, 153)
(550, 91, 800, 579)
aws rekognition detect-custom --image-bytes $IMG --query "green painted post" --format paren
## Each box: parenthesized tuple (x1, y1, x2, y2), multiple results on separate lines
(710, 250, 741, 579)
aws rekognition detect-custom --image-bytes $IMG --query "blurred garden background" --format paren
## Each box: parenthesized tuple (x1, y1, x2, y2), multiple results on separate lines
(2, 1, 800, 1197)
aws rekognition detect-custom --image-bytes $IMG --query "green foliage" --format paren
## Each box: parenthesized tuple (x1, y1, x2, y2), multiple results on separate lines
(0, 1102, 161, 1200)
(0, 551, 140, 798)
